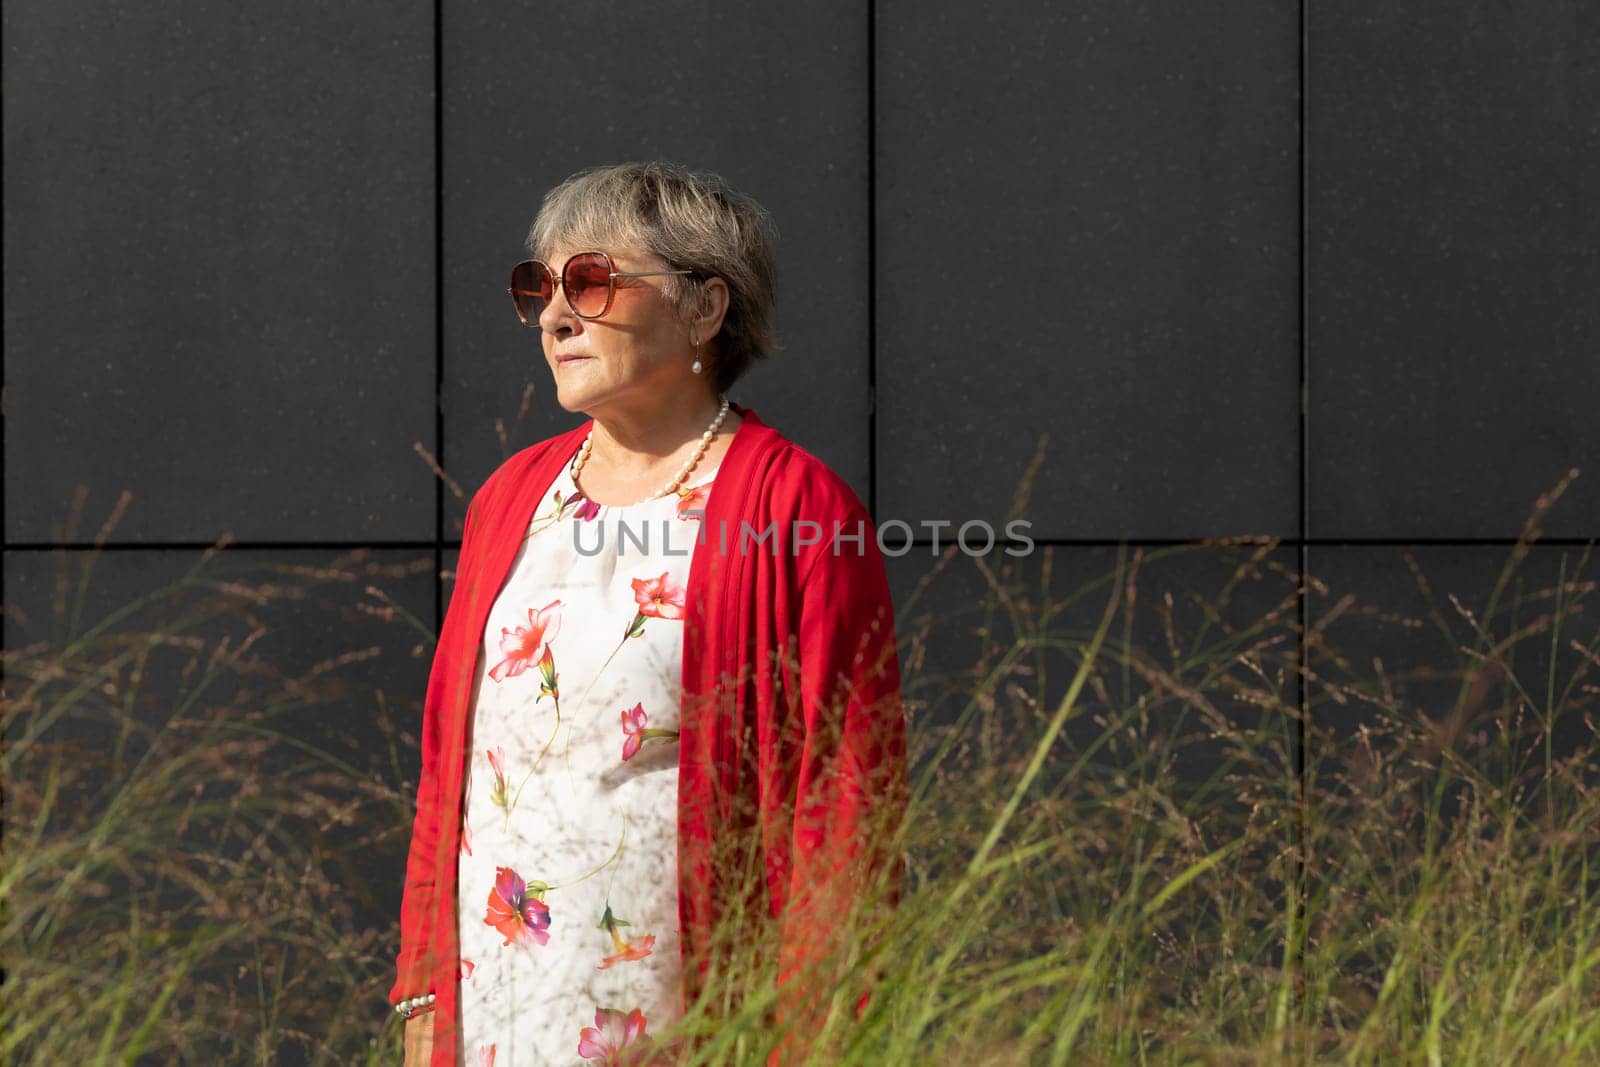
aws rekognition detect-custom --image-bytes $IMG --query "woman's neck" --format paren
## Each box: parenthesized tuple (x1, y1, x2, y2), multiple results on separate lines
(575, 392, 742, 502)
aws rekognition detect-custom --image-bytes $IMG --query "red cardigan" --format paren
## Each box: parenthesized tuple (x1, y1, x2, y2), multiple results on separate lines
(391, 402, 907, 1065)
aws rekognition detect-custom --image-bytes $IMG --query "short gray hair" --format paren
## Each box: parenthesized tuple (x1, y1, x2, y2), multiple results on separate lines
(528, 161, 780, 394)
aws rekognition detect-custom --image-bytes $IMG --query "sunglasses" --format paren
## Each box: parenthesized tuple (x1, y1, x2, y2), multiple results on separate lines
(507, 251, 695, 325)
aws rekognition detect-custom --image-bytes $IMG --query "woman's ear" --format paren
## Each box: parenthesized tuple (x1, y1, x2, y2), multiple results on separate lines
(694, 276, 731, 346)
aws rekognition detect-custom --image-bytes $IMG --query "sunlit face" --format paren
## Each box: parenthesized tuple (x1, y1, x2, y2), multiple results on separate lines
(537, 246, 696, 416)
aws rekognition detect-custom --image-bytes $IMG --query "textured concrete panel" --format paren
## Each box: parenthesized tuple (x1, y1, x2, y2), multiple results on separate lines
(885, 540, 1303, 809)
(3, 3, 436, 543)
(1306, 544, 1595, 787)
(877, 3, 1301, 540)
(3, 544, 437, 764)
(440, 1, 870, 532)
(884, 541, 1302, 973)
(3, 545, 436, 1052)
(1308, 5, 1600, 538)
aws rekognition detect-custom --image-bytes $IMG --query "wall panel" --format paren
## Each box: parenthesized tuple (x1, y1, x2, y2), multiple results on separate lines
(1308, 5, 1600, 538)
(876, 2, 1301, 541)
(3, 2, 437, 543)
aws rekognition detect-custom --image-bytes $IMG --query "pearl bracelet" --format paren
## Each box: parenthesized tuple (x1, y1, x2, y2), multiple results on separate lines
(394, 993, 436, 1019)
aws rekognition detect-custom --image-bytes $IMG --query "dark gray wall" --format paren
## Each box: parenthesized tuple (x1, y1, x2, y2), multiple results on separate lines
(7, 4, 1595, 545)
(5, 0, 1597, 1040)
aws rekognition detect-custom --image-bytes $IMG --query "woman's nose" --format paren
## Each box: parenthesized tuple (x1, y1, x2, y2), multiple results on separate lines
(537, 281, 580, 333)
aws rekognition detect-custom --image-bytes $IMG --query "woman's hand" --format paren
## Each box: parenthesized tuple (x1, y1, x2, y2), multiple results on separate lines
(403, 1012, 434, 1065)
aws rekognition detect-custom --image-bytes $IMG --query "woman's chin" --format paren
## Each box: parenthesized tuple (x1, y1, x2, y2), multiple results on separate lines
(551, 382, 594, 414)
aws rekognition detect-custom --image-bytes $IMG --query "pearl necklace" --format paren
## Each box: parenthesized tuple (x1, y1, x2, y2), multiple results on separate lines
(570, 395, 730, 508)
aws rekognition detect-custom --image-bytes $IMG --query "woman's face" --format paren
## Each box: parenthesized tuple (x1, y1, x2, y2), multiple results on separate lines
(537, 245, 698, 417)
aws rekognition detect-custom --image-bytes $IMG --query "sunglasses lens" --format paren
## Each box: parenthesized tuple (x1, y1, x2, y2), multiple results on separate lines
(564, 253, 613, 317)
(509, 261, 550, 324)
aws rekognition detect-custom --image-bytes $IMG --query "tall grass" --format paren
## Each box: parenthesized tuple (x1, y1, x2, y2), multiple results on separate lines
(3, 473, 1596, 1064)
(2, 520, 427, 1064)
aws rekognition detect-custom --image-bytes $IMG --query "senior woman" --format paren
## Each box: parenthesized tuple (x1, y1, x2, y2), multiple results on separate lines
(391, 162, 906, 1066)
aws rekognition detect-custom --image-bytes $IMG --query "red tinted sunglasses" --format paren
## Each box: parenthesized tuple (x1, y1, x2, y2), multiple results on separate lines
(507, 251, 695, 324)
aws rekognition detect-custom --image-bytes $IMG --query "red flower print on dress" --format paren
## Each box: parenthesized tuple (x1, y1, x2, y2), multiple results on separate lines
(620, 703, 648, 761)
(631, 573, 685, 622)
(619, 702, 679, 762)
(549, 485, 602, 522)
(510, 643, 566, 810)
(675, 481, 711, 519)
(536, 644, 559, 702)
(460, 958, 476, 980)
(526, 488, 599, 539)
(596, 903, 656, 969)
(486, 747, 511, 813)
(577, 1006, 649, 1064)
(484, 866, 551, 948)
(487, 600, 563, 682)
(476, 1044, 496, 1066)
(566, 576, 686, 772)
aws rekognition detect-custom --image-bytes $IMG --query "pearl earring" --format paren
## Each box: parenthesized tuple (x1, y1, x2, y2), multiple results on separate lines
(691, 333, 702, 375)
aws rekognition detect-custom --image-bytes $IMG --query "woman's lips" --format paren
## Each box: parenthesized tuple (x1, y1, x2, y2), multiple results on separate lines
(556, 355, 591, 366)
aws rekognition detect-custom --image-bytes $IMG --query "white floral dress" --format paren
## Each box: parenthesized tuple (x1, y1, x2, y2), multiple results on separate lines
(455, 450, 717, 1066)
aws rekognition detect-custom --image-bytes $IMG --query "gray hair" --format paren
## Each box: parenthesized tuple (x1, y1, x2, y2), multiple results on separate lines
(527, 161, 780, 394)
